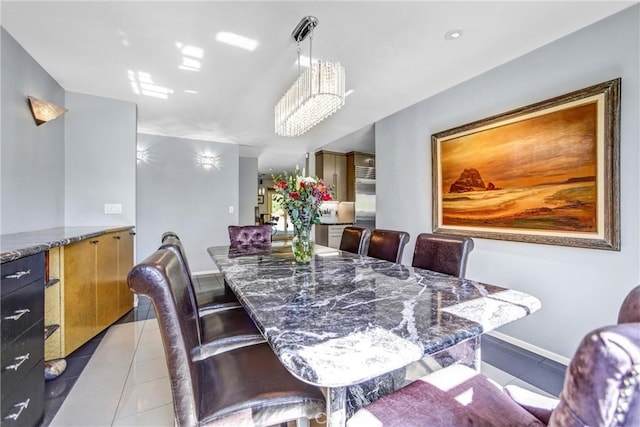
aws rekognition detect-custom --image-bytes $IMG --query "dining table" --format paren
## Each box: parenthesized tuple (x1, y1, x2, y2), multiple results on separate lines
(208, 243, 541, 427)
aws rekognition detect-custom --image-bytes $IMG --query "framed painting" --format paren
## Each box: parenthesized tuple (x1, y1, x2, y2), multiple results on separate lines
(431, 78, 620, 250)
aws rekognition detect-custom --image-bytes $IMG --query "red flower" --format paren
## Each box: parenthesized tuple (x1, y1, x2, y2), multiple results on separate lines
(276, 181, 287, 189)
(322, 193, 332, 201)
(290, 192, 299, 199)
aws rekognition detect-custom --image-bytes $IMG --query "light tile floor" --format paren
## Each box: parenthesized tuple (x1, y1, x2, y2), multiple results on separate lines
(46, 274, 564, 426)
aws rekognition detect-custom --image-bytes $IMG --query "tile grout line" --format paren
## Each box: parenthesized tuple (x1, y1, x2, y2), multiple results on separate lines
(109, 318, 148, 426)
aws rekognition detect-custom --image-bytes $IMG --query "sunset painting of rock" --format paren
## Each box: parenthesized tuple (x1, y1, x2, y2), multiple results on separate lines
(439, 102, 598, 232)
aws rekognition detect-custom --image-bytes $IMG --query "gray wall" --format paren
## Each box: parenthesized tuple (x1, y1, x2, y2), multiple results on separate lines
(375, 6, 639, 360)
(136, 133, 239, 272)
(65, 92, 137, 227)
(239, 156, 258, 225)
(1, 28, 65, 234)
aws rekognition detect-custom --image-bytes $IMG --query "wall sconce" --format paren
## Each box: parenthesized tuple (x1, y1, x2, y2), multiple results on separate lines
(27, 96, 68, 126)
(136, 149, 147, 163)
(200, 155, 219, 170)
(258, 187, 265, 196)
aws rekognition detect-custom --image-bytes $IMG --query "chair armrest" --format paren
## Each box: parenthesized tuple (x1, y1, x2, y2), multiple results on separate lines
(503, 384, 559, 425)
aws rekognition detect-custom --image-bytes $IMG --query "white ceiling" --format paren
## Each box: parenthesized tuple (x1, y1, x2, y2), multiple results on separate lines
(2, 1, 634, 174)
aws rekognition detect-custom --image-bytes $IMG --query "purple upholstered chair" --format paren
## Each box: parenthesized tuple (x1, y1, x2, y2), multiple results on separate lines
(228, 225, 272, 247)
(128, 248, 325, 426)
(339, 226, 371, 255)
(348, 285, 640, 427)
(411, 233, 474, 278)
(367, 229, 410, 264)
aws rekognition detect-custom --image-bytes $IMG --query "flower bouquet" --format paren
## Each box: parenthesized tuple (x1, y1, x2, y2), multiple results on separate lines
(273, 167, 333, 264)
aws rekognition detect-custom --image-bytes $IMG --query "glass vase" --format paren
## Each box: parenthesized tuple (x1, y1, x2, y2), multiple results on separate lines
(292, 226, 314, 264)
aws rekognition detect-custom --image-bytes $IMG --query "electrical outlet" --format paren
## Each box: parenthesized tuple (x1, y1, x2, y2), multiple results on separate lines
(104, 203, 122, 214)
(228, 206, 234, 214)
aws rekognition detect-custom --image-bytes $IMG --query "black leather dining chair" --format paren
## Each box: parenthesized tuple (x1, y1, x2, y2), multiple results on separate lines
(367, 229, 410, 263)
(348, 285, 640, 427)
(160, 234, 240, 316)
(339, 226, 370, 255)
(128, 248, 326, 426)
(159, 236, 264, 360)
(411, 233, 474, 278)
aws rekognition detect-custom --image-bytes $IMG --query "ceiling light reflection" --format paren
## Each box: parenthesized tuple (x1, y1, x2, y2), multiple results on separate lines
(215, 32, 258, 51)
(128, 70, 173, 99)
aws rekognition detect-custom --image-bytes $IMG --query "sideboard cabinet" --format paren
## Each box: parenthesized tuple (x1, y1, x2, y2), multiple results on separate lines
(45, 229, 135, 359)
(1, 252, 45, 426)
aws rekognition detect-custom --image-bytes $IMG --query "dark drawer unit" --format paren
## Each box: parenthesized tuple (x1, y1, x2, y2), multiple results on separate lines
(1, 280, 44, 343)
(1, 252, 45, 427)
(1, 360, 45, 427)
(1, 320, 44, 400)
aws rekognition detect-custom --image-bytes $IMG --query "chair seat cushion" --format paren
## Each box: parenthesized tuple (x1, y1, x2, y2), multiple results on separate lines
(193, 307, 265, 360)
(196, 287, 240, 316)
(198, 342, 326, 426)
(348, 364, 544, 427)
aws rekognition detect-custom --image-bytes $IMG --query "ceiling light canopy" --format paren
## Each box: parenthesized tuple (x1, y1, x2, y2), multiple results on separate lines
(275, 16, 345, 137)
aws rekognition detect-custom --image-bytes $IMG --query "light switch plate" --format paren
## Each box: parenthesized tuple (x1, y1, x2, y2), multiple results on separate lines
(104, 203, 122, 214)
(228, 206, 234, 214)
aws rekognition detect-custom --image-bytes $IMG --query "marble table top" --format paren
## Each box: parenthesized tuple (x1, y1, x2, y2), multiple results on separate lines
(208, 244, 541, 388)
(1, 226, 134, 263)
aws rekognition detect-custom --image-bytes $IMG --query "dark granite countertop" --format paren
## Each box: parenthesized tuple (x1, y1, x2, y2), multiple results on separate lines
(1, 226, 134, 263)
(208, 244, 541, 388)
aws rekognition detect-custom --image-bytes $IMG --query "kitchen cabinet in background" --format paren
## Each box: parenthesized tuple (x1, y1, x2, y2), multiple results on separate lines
(315, 151, 347, 201)
(315, 224, 351, 249)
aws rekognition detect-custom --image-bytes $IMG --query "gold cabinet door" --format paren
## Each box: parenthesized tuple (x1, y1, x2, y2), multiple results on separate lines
(62, 239, 98, 354)
(96, 233, 119, 330)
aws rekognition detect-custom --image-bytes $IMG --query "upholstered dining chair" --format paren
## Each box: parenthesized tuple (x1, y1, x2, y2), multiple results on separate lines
(348, 285, 640, 427)
(228, 225, 272, 247)
(411, 233, 474, 278)
(339, 226, 371, 255)
(160, 234, 240, 316)
(128, 248, 326, 427)
(367, 229, 410, 263)
(159, 236, 264, 360)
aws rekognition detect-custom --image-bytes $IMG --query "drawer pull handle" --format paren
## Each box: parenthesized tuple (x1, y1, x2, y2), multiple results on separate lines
(5, 270, 31, 280)
(5, 353, 30, 371)
(4, 398, 30, 421)
(4, 309, 30, 321)
(114, 235, 121, 240)
(90, 240, 99, 244)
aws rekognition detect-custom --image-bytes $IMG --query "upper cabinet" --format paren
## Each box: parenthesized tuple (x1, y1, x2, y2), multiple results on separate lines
(315, 151, 347, 201)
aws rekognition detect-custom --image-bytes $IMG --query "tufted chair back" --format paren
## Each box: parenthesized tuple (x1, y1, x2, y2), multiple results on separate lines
(339, 226, 371, 255)
(228, 225, 272, 247)
(367, 229, 410, 264)
(411, 233, 474, 278)
(128, 248, 202, 426)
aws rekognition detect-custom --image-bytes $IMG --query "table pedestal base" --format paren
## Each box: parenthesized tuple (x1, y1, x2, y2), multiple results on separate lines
(326, 336, 481, 426)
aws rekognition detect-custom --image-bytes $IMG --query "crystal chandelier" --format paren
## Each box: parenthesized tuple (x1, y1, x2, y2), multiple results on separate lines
(275, 16, 345, 137)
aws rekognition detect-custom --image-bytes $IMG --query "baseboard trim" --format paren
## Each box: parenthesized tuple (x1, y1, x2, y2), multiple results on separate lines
(487, 331, 570, 366)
